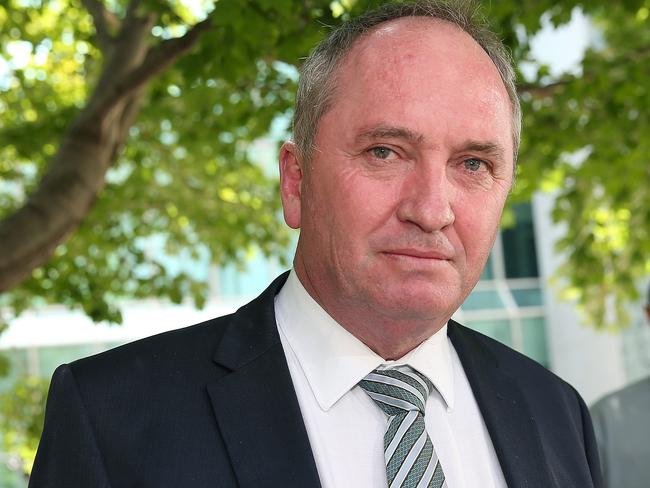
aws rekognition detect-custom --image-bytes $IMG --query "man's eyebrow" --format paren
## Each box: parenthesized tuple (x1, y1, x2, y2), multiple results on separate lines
(355, 126, 424, 144)
(460, 141, 506, 160)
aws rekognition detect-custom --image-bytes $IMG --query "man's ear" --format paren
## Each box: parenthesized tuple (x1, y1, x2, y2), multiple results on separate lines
(279, 141, 303, 229)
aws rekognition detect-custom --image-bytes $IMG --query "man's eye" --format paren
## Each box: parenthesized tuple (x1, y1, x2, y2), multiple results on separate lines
(369, 147, 394, 159)
(464, 158, 485, 172)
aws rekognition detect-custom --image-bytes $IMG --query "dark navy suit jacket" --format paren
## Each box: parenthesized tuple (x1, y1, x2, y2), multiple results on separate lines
(30, 273, 603, 487)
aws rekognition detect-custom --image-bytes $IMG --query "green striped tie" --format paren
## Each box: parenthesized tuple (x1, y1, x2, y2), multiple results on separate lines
(359, 366, 447, 488)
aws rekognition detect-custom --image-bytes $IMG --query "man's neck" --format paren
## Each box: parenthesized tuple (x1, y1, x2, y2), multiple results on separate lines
(292, 265, 450, 360)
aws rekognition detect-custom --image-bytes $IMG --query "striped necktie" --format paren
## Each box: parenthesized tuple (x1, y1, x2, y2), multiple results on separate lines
(359, 366, 447, 488)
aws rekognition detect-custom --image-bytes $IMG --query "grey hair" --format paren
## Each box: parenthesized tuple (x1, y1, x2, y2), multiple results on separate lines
(292, 0, 521, 164)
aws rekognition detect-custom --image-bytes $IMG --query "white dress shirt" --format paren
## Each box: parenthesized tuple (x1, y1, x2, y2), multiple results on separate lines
(274, 270, 507, 488)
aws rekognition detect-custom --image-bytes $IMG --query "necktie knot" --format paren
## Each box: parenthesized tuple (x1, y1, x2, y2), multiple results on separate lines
(359, 365, 433, 417)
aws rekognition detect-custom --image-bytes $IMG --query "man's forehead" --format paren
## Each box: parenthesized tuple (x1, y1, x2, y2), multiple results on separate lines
(333, 16, 507, 109)
(344, 16, 486, 67)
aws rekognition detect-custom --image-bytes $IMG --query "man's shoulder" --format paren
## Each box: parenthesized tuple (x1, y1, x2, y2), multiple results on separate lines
(449, 320, 592, 447)
(62, 273, 290, 391)
(591, 376, 650, 414)
(66, 313, 234, 388)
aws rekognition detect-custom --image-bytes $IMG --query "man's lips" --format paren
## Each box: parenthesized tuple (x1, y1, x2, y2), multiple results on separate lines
(382, 248, 454, 260)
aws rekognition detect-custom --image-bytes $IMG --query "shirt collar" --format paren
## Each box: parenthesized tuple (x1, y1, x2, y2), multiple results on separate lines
(275, 270, 455, 412)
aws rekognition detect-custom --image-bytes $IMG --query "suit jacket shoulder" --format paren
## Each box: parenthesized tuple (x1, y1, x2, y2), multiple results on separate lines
(30, 273, 321, 488)
(449, 320, 603, 488)
(590, 376, 650, 487)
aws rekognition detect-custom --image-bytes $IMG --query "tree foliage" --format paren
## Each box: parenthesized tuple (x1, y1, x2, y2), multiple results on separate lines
(0, 0, 648, 329)
(0, 376, 49, 477)
(512, 2, 650, 328)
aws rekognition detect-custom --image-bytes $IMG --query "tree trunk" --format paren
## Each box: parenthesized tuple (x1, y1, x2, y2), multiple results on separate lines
(0, 5, 211, 292)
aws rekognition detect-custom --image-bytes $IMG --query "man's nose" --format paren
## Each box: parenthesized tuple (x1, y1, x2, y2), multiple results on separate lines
(395, 162, 455, 232)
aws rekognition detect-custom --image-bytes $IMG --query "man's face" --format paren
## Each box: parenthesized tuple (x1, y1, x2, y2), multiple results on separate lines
(281, 18, 514, 340)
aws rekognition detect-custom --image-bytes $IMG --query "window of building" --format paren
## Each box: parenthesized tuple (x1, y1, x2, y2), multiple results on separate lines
(458, 202, 549, 368)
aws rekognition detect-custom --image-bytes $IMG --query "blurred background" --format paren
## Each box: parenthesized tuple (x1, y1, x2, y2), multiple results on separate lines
(1, 0, 649, 485)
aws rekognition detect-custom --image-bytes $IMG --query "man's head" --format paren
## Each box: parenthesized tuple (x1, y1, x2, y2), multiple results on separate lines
(279, 1, 518, 359)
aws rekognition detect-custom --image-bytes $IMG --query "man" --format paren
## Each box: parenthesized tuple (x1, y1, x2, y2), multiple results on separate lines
(30, 2, 603, 487)
(590, 282, 650, 488)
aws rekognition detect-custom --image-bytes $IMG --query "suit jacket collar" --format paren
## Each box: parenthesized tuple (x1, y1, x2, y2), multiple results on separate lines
(449, 320, 555, 487)
(208, 272, 322, 488)
(212, 273, 289, 370)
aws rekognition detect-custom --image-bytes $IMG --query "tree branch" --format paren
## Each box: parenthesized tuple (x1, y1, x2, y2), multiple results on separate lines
(518, 79, 569, 97)
(80, 0, 120, 51)
(145, 16, 213, 77)
(125, 0, 143, 23)
(115, 93, 144, 155)
(91, 17, 213, 119)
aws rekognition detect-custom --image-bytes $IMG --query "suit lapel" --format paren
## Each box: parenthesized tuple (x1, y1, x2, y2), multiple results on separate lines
(207, 273, 322, 488)
(449, 321, 555, 488)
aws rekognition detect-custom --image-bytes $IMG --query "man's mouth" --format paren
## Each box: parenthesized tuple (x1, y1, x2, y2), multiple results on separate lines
(383, 248, 453, 260)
